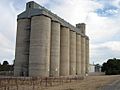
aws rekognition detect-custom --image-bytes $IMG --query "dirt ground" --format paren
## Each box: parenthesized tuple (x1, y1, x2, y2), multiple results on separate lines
(43, 75, 120, 90)
(0, 75, 120, 90)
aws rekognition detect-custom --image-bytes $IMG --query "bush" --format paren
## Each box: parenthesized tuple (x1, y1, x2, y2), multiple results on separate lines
(102, 58, 120, 75)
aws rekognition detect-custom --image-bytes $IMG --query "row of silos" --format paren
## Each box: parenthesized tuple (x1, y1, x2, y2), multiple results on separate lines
(14, 15, 89, 77)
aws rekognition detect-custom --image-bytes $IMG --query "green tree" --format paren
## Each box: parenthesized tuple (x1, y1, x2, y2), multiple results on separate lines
(0, 60, 13, 71)
(101, 62, 107, 72)
(3, 61, 9, 66)
(102, 58, 120, 75)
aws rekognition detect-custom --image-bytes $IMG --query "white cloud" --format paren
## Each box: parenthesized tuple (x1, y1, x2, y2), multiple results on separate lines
(0, 1, 17, 64)
(87, 12, 120, 43)
(91, 41, 120, 52)
(101, 41, 120, 52)
(47, 0, 103, 25)
(90, 40, 120, 64)
(111, 0, 120, 8)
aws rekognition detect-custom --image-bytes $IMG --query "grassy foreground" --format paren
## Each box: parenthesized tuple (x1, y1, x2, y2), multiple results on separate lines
(44, 75, 120, 90)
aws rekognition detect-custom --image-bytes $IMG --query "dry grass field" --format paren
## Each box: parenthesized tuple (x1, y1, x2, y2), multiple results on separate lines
(0, 75, 120, 90)
(44, 75, 120, 90)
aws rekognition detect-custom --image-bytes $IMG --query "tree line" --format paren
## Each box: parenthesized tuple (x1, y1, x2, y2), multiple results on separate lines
(102, 58, 120, 75)
(0, 61, 13, 71)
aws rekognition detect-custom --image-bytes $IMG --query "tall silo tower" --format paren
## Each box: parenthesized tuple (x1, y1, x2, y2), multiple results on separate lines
(14, 18, 30, 76)
(14, 1, 89, 77)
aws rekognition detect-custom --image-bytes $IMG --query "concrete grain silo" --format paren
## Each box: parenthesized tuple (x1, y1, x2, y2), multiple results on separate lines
(14, 1, 89, 77)
(29, 16, 51, 77)
(50, 21, 60, 77)
(86, 38, 89, 74)
(76, 23, 87, 75)
(70, 30, 76, 75)
(76, 34, 82, 75)
(14, 19, 30, 76)
(81, 36, 86, 75)
(60, 26, 70, 76)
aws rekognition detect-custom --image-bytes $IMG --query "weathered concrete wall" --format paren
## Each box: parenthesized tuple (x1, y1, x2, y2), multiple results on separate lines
(60, 26, 70, 76)
(70, 31, 76, 75)
(29, 15, 51, 77)
(81, 36, 86, 75)
(50, 21, 60, 77)
(14, 19, 30, 76)
(76, 34, 82, 75)
(86, 38, 89, 74)
(76, 23, 86, 34)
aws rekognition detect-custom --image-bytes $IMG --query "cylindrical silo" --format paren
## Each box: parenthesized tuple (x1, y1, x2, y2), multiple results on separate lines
(86, 38, 89, 74)
(50, 21, 60, 77)
(70, 30, 76, 75)
(81, 36, 86, 75)
(14, 18, 30, 76)
(60, 26, 70, 76)
(29, 15, 51, 77)
(76, 34, 82, 75)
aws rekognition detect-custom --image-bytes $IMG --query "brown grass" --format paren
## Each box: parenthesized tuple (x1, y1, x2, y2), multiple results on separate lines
(44, 75, 120, 90)
(0, 75, 119, 90)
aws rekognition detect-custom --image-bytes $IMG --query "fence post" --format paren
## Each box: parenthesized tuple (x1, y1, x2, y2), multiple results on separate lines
(32, 77, 35, 90)
(45, 77, 47, 87)
(70, 78, 71, 83)
(7, 78, 10, 90)
(15, 78, 18, 90)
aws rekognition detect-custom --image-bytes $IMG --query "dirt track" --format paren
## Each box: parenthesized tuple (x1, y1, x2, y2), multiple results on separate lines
(44, 75, 120, 90)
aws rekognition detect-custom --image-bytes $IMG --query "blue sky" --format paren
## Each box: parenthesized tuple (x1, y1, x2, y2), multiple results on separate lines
(0, 0, 120, 65)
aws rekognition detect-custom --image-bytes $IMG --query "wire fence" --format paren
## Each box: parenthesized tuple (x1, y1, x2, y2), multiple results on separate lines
(0, 76, 84, 90)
